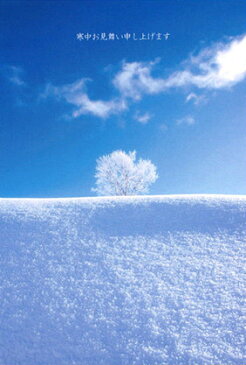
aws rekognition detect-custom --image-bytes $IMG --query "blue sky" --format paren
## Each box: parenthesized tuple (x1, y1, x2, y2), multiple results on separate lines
(0, 0, 246, 197)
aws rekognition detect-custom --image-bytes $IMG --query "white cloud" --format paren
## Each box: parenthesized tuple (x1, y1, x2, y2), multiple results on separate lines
(185, 92, 207, 105)
(42, 33, 246, 120)
(2, 65, 26, 86)
(176, 116, 195, 126)
(166, 34, 246, 89)
(134, 111, 152, 124)
(43, 78, 127, 119)
(113, 34, 246, 101)
(113, 60, 165, 100)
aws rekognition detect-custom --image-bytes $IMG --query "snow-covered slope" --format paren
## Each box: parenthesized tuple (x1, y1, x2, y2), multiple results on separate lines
(0, 195, 245, 365)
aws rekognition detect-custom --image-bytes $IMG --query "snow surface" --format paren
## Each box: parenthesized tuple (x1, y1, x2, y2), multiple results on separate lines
(0, 194, 245, 365)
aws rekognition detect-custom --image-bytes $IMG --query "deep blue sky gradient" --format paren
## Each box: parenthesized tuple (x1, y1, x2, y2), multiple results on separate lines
(0, 0, 246, 197)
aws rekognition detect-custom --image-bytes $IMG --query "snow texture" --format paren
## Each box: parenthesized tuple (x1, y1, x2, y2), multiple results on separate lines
(0, 194, 245, 365)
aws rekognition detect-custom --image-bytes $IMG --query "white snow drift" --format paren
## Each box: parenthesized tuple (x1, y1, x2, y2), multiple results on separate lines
(0, 195, 245, 365)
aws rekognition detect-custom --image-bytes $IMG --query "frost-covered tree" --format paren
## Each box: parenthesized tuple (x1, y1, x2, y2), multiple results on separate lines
(92, 150, 158, 196)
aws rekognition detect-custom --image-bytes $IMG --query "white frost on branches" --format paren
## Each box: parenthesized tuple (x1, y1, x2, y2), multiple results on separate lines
(92, 150, 158, 196)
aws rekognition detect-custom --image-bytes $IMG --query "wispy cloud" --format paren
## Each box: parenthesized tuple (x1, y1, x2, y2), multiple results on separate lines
(185, 92, 207, 105)
(110, 34, 246, 111)
(166, 34, 246, 89)
(5, 65, 26, 86)
(176, 116, 195, 126)
(113, 34, 246, 100)
(134, 111, 152, 124)
(0, 65, 30, 106)
(42, 33, 246, 121)
(42, 79, 127, 119)
(112, 59, 165, 100)
(43, 59, 163, 120)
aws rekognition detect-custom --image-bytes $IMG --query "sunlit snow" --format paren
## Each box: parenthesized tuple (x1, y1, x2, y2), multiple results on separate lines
(0, 195, 245, 365)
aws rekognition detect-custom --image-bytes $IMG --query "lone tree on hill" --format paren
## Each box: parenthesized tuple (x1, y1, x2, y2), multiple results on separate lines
(92, 150, 158, 196)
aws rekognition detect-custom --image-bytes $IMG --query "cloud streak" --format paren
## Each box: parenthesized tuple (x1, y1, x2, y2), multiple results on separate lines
(43, 79, 127, 119)
(112, 59, 165, 100)
(185, 92, 207, 105)
(113, 34, 246, 99)
(165, 34, 246, 89)
(1, 65, 26, 86)
(42, 33, 246, 120)
(134, 111, 152, 124)
(176, 116, 195, 126)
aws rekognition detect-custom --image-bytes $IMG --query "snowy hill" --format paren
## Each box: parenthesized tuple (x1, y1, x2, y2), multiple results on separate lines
(0, 195, 245, 365)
